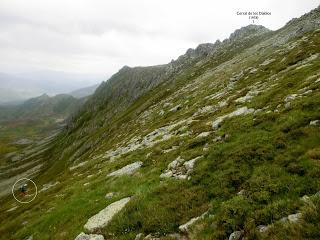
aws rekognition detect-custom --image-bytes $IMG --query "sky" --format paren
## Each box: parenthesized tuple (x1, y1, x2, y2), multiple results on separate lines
(0, 0, 319, 81)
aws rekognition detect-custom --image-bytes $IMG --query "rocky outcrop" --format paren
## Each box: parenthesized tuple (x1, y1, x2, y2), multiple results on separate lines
(160, 156, 203, 180)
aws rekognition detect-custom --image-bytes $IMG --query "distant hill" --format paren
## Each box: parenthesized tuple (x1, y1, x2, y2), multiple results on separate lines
(0, 71, 104, 104)
(0, 93, 84, 122)
(69, 83, 100, 98)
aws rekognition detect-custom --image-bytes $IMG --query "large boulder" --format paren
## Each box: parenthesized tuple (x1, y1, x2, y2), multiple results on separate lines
(84, 197, 131, 232)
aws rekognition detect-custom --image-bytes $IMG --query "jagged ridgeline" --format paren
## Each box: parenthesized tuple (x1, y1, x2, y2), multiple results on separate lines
(0, 5, 320, 240)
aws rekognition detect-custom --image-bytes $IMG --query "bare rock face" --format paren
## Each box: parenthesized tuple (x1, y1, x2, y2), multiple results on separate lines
(107, 162, 143, 177)
(84, 197, 131, 232)
(75, 232, 104, 240)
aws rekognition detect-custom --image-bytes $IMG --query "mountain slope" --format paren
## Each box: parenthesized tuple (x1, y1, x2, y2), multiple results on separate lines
(0, 6, 320, 240)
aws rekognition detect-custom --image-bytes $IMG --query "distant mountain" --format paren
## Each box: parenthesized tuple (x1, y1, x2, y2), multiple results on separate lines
(0, 93, 84, 122)
(69, 83, 100, 98)
(0, 70, 105, 104)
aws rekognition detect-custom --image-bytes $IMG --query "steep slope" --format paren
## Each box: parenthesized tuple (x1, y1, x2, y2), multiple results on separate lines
(0, 6, 320, 240)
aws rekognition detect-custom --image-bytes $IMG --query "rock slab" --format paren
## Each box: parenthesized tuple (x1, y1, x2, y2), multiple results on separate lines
(75, 232, 104, 240)
(84, 197, 131, 232)
(108, 162, 143, 177)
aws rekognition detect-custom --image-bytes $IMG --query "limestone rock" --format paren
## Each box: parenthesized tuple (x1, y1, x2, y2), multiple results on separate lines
(75, 232, 104, 240)
(169, 104, 182, 112)
(108, 161, 143, 177)
(183, 156, 203, 172)
(105, 192, 115, 199)
(179, 211, 208, 233)
(212, 107, 254, 129)
(70, 161, 88, 171)
(39, 181, 60, 193)
(310, 120, 320, 125)
(228, 231, 241, 240)
(196, 132, 211, 138)
(288, 213, 302, 223)
(84, 197, 131, 232)
(135, 233, 144, 240)
(257, 225, 269, 233)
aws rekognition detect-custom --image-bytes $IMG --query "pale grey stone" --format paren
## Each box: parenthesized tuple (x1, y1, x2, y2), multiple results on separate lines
(229, 231, 241, 240)
(108, 161, 143, 177)
(288, 213, 302, 223)
(212, 107, 254, 129)
(257, 225, 269, 233)
(75, 232, 104, 240)
(179, 211, 208, 233)
(196, 132, 211, 138)
(84, 197, 131, 232)
(310, 120, 320, 126)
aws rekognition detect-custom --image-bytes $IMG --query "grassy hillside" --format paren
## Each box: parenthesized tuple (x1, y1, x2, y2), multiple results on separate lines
(0, 6, 319, 240)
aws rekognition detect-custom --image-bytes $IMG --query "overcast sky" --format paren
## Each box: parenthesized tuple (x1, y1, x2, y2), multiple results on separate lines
(0, 0, 318, 80)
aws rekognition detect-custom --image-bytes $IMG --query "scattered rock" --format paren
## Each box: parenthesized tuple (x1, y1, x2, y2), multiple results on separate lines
(213, 134, 230, 142)
(160, 156, 202, 179)
(163, 146, 179, 153)
(237, 190, 245, 196)
(279, 217, 288, 223)
(235, 89, 260, 103)
(229, 231, 241, 240)
(260, 58, 276, 66)
(6, 206, 18, 212)
(15, 139, 33, 145)
(301, 195, 311, 203)
(194, 105, 216, 116)
(196, 132, 211, 138)
(285, 94, 298, 102)
(70, 161, 88, 171)
(183, 156, 203, 173)
(179, 211, 208, 233)
(84, 197, 131, 232)
(163, 102, 172, 108)
(75, 232, 104, 240)
(249, 68, 258, 74)
(83, 183, 90, 186)
(135, 233, 144, 240)
(212, 107, 254, 129)
(144, 234, 160, 240)
(24, 236, 33, 240)
(310, 120, 320, 126)
(160, 170, 173, 178)
(107, 161, 143, 177)
(39, 181, 60, 192)
(103, 119, 191, 161)
(105, 192, 115, 199)
(288, 213, 302, 223)
(169, 104, 182, 112)
(257, 225, 269, 233)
